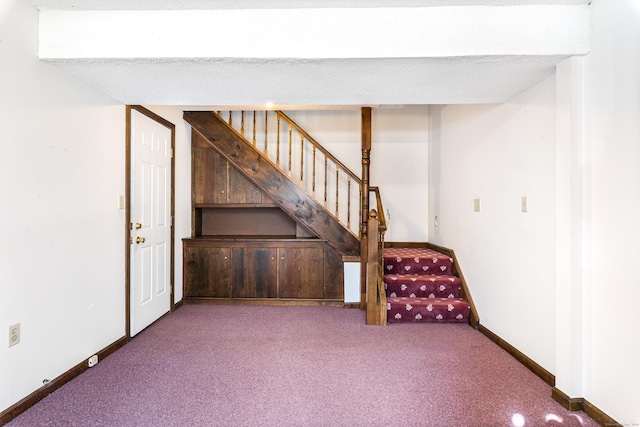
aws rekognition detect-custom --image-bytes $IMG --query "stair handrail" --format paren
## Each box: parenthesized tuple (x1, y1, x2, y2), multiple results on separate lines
(214, 110, 361, 237)
(369, 187, 386, 234)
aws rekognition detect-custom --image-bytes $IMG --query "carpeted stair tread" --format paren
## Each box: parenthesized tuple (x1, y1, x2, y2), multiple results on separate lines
(384, 247, 453, 276)
(384, 274, 462, 298)
(387, 297, 470, 323)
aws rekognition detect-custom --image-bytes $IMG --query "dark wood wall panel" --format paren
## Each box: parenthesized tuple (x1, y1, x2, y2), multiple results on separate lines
(201, 208, 296, 236)
(323, 244, 345, 300)
(228, 167, 262, 204)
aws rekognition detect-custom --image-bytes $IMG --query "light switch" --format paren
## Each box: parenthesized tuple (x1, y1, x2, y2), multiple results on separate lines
(473, 198, 481, 212)
(118, 195, 125, 210)
(522, 196, 528, 212)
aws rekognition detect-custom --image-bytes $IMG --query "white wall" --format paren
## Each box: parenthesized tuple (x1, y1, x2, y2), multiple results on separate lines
(0, 0, 125, 413)
(287, 107, 429, 242)
(428, 76, 557, 372)
(581, 0, 640, 423)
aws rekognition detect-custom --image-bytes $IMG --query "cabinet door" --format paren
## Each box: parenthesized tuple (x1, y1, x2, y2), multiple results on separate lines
(193, 147, 228, 204)
(232, 247, 277, 298)
(322, 244, 344, 299)
(184, 246, 231, 298)
(228, 167, 263, 204)
(278, 247, 324, 299)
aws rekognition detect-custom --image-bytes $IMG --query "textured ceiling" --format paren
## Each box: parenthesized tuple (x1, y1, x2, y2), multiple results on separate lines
(31, 1, 590, 108)
(43, 56, 567, 108)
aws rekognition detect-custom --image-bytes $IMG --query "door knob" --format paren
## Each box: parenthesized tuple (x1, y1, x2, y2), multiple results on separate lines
(135, 237, 146, 244)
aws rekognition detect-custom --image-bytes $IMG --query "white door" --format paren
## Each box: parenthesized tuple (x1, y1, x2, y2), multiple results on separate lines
(130, 109, 172, 336)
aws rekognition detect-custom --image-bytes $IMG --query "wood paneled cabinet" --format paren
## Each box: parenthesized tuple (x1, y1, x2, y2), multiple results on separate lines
(184, 246, 231, 298)
(183, 239, 343, 302)
(231, 247, 278, 298)
(186, 129, 344, 303)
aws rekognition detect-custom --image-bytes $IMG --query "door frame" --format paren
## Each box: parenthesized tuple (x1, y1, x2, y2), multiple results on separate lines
(125, 105, 176, 339)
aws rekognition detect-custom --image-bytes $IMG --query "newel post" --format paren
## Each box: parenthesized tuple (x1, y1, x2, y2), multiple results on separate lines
(360, 107, 372, 309)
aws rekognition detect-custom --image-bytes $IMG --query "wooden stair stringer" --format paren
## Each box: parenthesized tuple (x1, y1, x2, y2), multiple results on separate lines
(184, 111, 360, 257)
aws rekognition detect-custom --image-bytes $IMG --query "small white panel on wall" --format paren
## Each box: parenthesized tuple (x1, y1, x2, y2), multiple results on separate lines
(344, 262, 361, 303)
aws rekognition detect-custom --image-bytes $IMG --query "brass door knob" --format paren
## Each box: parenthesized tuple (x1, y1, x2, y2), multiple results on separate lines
(135, 237, 146, 244)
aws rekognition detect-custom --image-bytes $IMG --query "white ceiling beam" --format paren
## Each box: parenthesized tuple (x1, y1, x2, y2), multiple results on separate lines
(35, 3, 589, 106)
(38, 6, 588, 60)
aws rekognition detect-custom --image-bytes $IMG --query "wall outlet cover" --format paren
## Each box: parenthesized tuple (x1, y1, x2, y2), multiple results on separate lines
(88, 354, 99, 367)
(9, 323, 20, 347)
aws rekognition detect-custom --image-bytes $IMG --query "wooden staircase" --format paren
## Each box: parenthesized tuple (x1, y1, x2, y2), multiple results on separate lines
(184, 111, 359, 257)
(183, 109, 477, 327)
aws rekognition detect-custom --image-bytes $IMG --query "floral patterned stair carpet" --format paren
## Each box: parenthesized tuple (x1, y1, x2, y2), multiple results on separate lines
(384, 247, 471, 323)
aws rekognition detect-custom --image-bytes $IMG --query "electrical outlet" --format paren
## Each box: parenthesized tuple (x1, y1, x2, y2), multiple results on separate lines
(88, 354, 98, 367)
(521, 196, 528, 212)
(9, 323, 20, 347)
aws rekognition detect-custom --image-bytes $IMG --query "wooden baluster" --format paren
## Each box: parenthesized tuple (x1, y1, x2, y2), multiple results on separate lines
(288, 125, 293, 177)
(312, 145, 316, 195)
(241, 111, 245, 137)
(324, 157, 328, 207)
(276, 115, 281, 168)
(335, 167, 340, 216)
(252, 111, 257, 146)
(264, 111, 269, 155)
(300, 134, 305, 182)
(216, 110, 220, 116)
(228, 111, 232, 127)
(347, 178, 351, 228)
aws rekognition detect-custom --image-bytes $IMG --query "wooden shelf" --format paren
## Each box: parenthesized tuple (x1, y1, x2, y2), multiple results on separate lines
(185, 236, 321, 242)
(195, 203, 278, 209)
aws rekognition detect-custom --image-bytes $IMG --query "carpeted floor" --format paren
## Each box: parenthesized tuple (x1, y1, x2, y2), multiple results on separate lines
(8, 305, 598, 427)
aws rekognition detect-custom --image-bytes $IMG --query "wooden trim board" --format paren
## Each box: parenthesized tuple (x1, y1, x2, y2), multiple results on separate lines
(552, 387, 622, 427)
(478, 323, 555, 387)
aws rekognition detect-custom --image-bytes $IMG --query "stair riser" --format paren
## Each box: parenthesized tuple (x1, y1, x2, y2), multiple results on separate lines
(387, 298, 470, 323)
(384, 276, 461, 298)
(384, 258, 453, 276)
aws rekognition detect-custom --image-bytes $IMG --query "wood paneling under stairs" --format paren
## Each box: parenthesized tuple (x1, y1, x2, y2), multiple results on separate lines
(184, 111, 360, 257)
(186, 122, 347, 303)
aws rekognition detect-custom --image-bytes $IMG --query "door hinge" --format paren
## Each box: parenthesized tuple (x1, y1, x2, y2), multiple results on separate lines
(170, 148, 174, 159)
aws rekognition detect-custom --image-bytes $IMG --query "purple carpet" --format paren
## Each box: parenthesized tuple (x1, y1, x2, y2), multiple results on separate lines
(8, 305, 598, 427)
